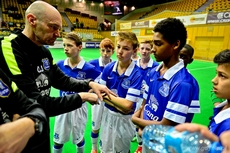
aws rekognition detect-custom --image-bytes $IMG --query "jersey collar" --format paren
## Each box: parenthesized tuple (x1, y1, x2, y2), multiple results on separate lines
(112, 60, 136, 76)
(214, 101, 230, 124)
(156, 59, 184, 80)
(64, 57, 85, 69)
(99, 56, 112, 67)
(136, 58, 154, 68)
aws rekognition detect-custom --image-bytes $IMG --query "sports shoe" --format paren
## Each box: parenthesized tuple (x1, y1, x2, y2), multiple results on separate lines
(91, 150, 98, 153)
(134, 146, 142, 153)
(131, 136, 137, 142)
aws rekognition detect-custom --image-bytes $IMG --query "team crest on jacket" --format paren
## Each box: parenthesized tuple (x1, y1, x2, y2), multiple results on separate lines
(159, 82, 169, 97)
(76, 71, 86, 79)
(0, 79, 10, 98)
(121, 78, 130, 89)
(42, 58, 50, 70)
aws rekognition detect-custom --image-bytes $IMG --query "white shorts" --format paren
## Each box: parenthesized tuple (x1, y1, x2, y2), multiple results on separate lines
(100, 107, 136, 153)
(53, 103, 88, 144)
(92, 100, 105, 130)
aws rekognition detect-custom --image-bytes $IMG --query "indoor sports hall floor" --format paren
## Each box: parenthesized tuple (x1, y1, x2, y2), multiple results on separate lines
(49, 48, 217, 152)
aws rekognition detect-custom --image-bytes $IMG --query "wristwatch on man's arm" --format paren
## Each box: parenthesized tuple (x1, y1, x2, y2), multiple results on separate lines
(26, 116, 43, 136)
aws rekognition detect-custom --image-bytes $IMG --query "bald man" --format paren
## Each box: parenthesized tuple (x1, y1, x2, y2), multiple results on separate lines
(0, 1, 114, 153)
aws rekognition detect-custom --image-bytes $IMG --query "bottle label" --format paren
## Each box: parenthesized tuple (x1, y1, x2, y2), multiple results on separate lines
(164, 127, 186, 153)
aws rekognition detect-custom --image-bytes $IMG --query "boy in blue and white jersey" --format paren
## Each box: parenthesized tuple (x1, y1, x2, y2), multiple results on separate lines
(203, 49, 230, 137)
(132, 18, 200, 145)
(53, 32, 101, 153)
(99, 31, 143, 153)
(176, 49, 230, 145)
(88, 38, 114, 72)
(89, 38, 115, 153)
(133, 40, 159, 152)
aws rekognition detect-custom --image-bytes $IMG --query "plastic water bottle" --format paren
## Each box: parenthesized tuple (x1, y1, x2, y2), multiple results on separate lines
(142, 124, 223, 153)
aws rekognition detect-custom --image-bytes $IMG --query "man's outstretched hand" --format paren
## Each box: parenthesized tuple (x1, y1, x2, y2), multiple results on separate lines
(89, 81, 117, 101)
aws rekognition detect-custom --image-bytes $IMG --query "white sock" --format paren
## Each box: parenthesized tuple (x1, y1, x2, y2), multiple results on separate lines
(76, 144, 84, 153)
(136, 133, 142, 145)
(91, 132, 99, 150)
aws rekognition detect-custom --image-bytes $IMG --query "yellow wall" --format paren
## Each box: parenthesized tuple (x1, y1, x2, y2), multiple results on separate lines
(187, 24, 230, 60)
(101, 23, 230, 61)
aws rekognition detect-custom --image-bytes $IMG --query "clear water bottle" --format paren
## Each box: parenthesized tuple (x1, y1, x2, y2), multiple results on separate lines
(142, 124, 223, 153)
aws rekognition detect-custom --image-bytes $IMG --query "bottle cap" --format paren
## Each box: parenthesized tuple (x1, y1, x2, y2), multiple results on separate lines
(208, 141, 223, 153)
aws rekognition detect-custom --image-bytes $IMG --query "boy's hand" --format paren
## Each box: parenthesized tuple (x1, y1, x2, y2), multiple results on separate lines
(175, 123, 219, 142)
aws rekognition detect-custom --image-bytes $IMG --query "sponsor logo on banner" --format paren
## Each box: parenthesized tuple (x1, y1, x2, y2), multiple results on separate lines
(120, 22, 131, 30)
(85, 42, 100, 48)
(95, 42, 100, 48)
(132, 21, 149, 28)
(111, 31, 118, 36)
(86, 42, 95, 48)
(132, 29, 141, 36)
(145, 29, 154, 35)
(49, 41, 63, 48)
(83, 33, 93, 40)
(206, 12, 230, 24)
(149, 19, 164, 28)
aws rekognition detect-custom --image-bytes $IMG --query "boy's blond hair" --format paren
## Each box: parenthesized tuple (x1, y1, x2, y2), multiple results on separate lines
(117, 31, 139, 50)
(140, 40, 153, 49)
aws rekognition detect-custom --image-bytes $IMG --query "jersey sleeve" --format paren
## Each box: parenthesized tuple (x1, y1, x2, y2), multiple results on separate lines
(163, 81, 200, 123)
(126, 72, 142, 103)
(99, 64, 109, 85)
(0, 38, 86, 117)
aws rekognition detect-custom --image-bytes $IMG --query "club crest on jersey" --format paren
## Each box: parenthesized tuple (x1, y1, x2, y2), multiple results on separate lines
(141, 80, 146, 94)
(42, 58, 50, 70)
(148, 94, 159, 112)
(159, 82, 169, 97)
(121, 78, 130, 89)
(76, 71, 86, 79)
(0, 79, 10, 98)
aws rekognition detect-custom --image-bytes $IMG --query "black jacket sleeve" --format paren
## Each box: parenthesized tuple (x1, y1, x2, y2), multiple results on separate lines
(0, 68, 47, 127)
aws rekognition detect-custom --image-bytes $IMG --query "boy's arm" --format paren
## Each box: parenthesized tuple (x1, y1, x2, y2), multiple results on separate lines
(103, 94, 134, 114)
(132, 99, 178, 129)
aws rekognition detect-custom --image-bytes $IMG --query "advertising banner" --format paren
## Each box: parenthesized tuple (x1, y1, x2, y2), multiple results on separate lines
(85, 42, 100, 48)
(120, 22, 131, 30)
(131, 20, 149, 28)
(206, 11, 230, 24)
(175, 14, 207, 26)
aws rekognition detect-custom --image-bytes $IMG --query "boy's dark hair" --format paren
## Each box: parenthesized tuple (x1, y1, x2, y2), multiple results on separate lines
(63, 32, 82, 46)
(214, 49, 230, 64)
(183, 44, 194, 57)
(153, 18, 187, 51)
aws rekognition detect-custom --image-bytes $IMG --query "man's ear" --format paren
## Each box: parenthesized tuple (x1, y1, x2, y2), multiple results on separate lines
(174, 40, 181, 50)
(27, 13, 36, 26)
